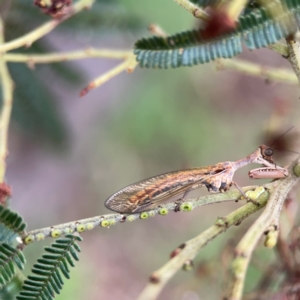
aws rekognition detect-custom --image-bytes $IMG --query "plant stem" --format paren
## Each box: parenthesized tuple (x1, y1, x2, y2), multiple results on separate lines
(23, 186, 258, 244)
(0, 0, 95, 53)
(3, 49, 133, 64)
(80, 54, 138, 96)
(226, 158, 300, 300)
(216, 58, 298, 85)
(286, 37, 300, 84)
(136, 187, 271, 300)
(0, 16, 13, 182)
(173, 0, 209, 20)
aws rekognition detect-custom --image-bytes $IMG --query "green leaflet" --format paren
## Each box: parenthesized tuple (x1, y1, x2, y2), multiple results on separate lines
(0, 243, 26, 289)
(188, 0, 259, 9)
(135, 31, 242, 68)
(0, 207, 26, 293)
(16, 234, 82, 300)
(134, 0, 300, 68)
(0, 206, 26, 245)
(239, 0, 300, 49)
(188, 0, 218, 7)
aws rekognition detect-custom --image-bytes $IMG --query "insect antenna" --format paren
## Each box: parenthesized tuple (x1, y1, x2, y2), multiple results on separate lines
(273, 148, 300, 155)
(269, 126, 295, 148)
(264, 126, 298, 159)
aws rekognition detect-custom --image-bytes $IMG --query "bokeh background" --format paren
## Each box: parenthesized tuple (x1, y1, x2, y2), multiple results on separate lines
(1, 0, 300, 299)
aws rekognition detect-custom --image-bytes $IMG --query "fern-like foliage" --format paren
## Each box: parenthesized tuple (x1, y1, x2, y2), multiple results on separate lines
(189, 0, 258, 9)
(188, 0, 218, 7)
(0, 243, 26, 289)
(0, 206, 26, 245)
(16, 234, 83, 300)
(135, 31, 242, 68)
(134, 0, 300, 68)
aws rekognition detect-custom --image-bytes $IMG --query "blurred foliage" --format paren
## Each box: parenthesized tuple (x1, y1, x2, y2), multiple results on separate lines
(135, 0, 300, 68)
(189, 0, 260, 8)
(0, 0, 144, 149)
(109, 71, 215, 167)
(0, 206, 26, 245)
(0, 1, 298, 300)
(0, 275, 23, 300)
(9, 0, 144, 34)
(0, 243, 25, 290)
(8, 63, 69, 148)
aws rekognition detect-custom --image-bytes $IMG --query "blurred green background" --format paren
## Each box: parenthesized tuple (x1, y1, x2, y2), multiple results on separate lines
(1, 0, 299, 299)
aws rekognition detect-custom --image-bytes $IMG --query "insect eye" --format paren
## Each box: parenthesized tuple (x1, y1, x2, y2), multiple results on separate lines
(264, 148, 273, 156)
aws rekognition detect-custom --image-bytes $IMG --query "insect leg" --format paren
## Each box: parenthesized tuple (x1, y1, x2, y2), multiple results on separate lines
(232, 181, 259, 205)
(174, 187, 194, 212)
(248, 167, 288, 179)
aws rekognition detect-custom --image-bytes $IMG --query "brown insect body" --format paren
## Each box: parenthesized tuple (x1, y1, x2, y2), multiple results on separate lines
(105, 145, 285, 213)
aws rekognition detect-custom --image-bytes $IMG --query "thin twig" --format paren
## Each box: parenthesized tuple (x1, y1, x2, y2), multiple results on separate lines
(0, 16, 13, 182)
(0, 0, 95, 53)
(225, 158, 300, 300)
(3, 48, 133, 65)
(148, 24, 167, 37)
(173, 0, 209, 21)
(23, 185, 258, 244)
(215, 58, 298, 85)
(286, 37, 300, 84)
(136, 186, 271, 300)
(226, 0, 249, 20)
(80, 54, 138, 96)
(268, 43, 289, 57)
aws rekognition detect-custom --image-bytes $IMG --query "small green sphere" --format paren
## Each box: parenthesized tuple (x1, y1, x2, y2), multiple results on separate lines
(76, 224, 86, 232)
(180, 202, 193, 212)
(51, 229, 62, 238)
(101, 220, 111, 227)
(24, 234, 35, 245)
(159, 208, 168, 215)
(140, 212, 149, 219)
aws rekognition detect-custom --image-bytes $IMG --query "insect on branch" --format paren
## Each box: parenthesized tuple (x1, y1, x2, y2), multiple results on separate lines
(105, 145, 287, 213)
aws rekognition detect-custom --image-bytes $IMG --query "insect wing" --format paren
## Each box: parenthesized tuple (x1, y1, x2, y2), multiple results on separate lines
(104, 166, 226, 213)
(104, 171, 195, 213)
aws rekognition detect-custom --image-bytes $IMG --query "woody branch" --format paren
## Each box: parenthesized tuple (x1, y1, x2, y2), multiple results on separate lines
(23, 185, 258, 244)
(136, 159, 300, 300)
(225, 157, 300, 300)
